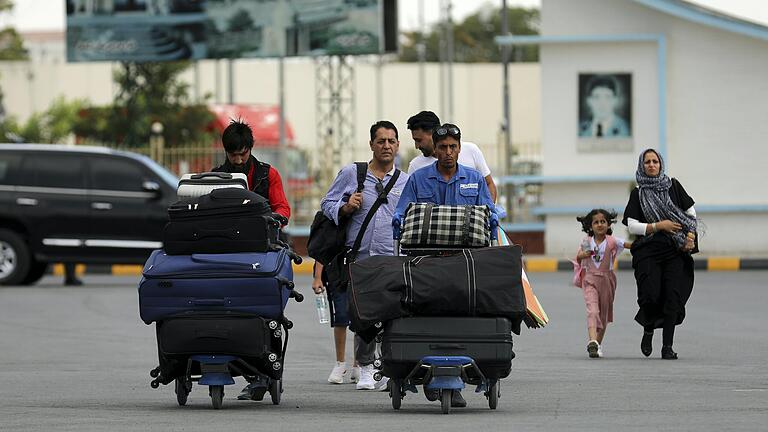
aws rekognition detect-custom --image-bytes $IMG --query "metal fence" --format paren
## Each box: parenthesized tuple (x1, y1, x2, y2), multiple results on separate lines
(88, 139, 324, 227)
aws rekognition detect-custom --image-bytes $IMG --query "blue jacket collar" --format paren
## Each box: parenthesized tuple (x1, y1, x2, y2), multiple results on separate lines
(427, 161, 468, 183)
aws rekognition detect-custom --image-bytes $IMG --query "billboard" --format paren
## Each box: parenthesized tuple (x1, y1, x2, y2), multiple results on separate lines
(66, 0, 397, 62)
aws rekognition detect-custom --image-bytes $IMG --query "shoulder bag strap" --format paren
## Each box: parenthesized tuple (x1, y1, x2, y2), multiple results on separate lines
(350, 169, 401, 257)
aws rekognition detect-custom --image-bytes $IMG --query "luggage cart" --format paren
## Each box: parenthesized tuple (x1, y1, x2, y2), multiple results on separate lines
(377, 217, 506, 414)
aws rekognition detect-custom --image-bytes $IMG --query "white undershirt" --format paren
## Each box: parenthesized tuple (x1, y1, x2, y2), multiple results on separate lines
(627, 206, 697, 235)
(407, 141, 492, 177)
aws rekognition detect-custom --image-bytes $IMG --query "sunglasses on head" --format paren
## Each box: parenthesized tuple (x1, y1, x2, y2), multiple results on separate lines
(435, 126, 461, 137)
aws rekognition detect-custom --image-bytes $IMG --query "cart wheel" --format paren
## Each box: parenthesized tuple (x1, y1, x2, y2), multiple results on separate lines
(269, 379, 282, 405)
(175, 378, 190, 406)
(390, 380, 402, 410)
(488, 381, 499, 410)
(209, 385, 224, 409)
(441, 390, 451, 414)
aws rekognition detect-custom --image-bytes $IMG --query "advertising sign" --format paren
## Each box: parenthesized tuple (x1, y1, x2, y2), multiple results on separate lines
(66, 0, 397, 62)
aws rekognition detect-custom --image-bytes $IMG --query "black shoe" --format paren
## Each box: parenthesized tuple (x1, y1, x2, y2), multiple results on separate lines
(65, 278, 83, 286)
(450, 390, 467, 408)
(237, 383, 268, 401)
(424, 388, 439, 401)
(641, 331, 653, 357)
(661, 345, 678, 360)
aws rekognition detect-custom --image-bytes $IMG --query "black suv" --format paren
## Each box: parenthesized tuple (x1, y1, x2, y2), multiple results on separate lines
(0, 144, 178, 285)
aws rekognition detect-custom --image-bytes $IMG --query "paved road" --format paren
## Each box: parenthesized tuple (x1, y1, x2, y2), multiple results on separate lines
(1, 271, 766, 431)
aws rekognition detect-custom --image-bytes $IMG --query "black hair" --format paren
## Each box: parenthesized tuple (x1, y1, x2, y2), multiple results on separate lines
(586, 75, 618, 96)
(432, 123, 461, 146)
(407, 111, 441, 132)
(576, 208, 618, 236)
(221, 119, 254, 153)
(370, 120, 398, 141)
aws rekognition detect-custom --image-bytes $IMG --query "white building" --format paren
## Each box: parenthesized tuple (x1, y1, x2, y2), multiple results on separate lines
(498, 0, 768, 257)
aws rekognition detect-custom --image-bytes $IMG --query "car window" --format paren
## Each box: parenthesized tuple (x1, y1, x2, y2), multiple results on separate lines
(23, 153, 86, 189)
(0, 152, 22, 184)
(89, 156, 145, 192)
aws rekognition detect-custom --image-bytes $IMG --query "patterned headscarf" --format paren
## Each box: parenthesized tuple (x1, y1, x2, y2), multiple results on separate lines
(635, 149, 697, 248)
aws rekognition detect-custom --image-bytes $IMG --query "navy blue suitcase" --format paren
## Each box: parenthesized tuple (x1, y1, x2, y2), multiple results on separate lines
(139, 249, 294, 324)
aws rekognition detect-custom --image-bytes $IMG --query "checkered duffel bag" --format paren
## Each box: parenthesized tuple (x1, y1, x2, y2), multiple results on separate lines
(400, 203, 491, 247)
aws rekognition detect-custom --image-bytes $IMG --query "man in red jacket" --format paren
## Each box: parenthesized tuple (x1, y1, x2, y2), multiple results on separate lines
(212, 119, 291, 221)
(212, 120, 291, 401)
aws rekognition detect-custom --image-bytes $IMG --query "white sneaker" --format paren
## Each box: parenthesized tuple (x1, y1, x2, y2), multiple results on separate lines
(356, 365, 375, 390)
(375, 376, 390, 392)
(348, 366, 361, 384)
(597, 345, 604, 358)
(328, 361, 347, 384)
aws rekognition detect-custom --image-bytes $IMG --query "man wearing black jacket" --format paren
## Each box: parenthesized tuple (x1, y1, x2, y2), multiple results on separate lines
(212, 119, 291, 221)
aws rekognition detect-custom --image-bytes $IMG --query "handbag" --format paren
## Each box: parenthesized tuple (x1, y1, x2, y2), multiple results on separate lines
(307, 162, 367, 265)
(325, 169, 401, 290)
(400, 203, 491, 247)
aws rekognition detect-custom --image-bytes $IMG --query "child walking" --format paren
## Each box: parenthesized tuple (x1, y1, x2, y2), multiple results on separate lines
(574, 209, 631, 358)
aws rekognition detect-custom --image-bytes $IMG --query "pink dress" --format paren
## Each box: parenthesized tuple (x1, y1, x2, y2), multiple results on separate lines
(580, 236, 619, 330)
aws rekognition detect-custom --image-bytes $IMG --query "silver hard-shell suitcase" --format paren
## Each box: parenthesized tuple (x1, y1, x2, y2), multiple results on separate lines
(177, 172, 248, 198)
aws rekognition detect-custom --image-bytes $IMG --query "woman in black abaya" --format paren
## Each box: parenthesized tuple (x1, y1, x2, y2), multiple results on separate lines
(622, 149, 698, 360)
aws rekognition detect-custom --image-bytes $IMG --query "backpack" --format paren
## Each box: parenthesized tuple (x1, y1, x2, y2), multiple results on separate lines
(307, 162, 367, 266)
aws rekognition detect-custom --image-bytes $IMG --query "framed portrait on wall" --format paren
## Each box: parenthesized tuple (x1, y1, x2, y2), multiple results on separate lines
(577, 73, 633, 152)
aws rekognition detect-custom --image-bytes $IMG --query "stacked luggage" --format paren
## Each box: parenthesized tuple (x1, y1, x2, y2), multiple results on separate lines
(138, 172, 303, 409)
(349, 203, 525, 414)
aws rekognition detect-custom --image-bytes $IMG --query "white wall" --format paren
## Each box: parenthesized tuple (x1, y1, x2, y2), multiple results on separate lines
(541, 0, 768, 256)
(0, 58, 541, 178)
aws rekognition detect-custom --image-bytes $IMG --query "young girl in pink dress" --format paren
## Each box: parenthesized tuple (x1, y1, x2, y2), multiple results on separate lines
(575, 209, 632, 358)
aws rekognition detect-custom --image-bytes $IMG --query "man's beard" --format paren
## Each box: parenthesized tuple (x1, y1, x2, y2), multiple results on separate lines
(231, 163, 249, 173)
(419, 147, 434, 157)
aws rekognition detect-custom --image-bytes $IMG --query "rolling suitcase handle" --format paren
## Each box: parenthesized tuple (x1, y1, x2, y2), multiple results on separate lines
(190, 172, 233, 180)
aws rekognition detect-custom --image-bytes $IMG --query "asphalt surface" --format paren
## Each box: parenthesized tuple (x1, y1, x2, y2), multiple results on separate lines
(0, 271, 766, 431)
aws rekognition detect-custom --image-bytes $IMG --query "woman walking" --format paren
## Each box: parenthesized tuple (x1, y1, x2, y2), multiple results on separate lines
(622, 149, 698, 360)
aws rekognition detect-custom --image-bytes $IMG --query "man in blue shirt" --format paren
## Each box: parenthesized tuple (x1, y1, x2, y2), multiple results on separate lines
(392, 123, 497, 408)
(318, 120, 409, 392)
(393, 123, 497, 230)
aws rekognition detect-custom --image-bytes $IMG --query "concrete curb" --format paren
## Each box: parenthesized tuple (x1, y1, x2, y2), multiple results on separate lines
(50, 256, 768, 277)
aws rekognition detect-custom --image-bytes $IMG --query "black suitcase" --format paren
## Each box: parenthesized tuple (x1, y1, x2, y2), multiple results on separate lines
(381, 316, 514, 380)
(163, 187, 282, 255)
(155, 313, 284, 382)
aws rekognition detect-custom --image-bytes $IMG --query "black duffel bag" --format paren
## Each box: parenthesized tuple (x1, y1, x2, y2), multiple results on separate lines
(348, 245, 526, 336)
(163, 188, 282, 255)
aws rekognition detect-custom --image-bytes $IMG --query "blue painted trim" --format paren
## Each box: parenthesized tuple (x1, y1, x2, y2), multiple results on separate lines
(696, 205, 768, 214)
(631, 0, 768, 42)
(285, 226, 311, 236)
(500, 222, 546, 232)
(533, 206, 626, 216)
(494, 34, 662, 45)
(533, 204, 768, 216)
(498, 174, 634, 186)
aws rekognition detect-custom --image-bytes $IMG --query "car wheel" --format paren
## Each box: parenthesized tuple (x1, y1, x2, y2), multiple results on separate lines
(0, 229, 32, 286)
(20, 261, 48, 285)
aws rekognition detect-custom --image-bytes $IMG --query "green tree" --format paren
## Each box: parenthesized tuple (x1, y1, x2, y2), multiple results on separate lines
(75, 62, 214, 147)
(0, 1, 28, 60)
(0, 97, 87, 143)
(399, 5, 539, 63)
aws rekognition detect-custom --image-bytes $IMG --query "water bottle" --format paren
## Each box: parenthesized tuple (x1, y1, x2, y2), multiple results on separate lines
(316, 293, 330, 324)
(581, 239, 593, 254)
